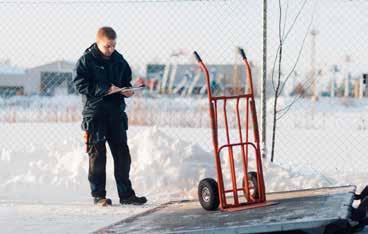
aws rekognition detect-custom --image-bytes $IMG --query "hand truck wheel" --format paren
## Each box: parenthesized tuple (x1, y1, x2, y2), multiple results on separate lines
(198, 178, 220, 211)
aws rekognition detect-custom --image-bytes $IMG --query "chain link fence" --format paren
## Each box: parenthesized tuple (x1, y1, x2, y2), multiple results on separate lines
(0, 0, 367, 190)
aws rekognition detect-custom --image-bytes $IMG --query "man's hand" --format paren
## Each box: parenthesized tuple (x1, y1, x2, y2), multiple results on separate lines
(106, 84, 121, 95)
(121, 89, 134, 97)
(106, 84, 135, 97)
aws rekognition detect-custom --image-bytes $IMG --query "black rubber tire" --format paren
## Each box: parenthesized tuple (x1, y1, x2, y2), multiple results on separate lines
(198, 178, 220, 211)
(243, 171, 259, 200)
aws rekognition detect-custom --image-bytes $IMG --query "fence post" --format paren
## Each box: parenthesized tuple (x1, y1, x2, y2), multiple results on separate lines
(261, 0, 267, 159)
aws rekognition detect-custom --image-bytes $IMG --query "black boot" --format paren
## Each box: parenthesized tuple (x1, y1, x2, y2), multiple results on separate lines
(94, 197, 112, 206)
(120, 194, 147, 205)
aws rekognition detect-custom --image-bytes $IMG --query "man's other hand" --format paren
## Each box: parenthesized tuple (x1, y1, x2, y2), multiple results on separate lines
(106, 84, 121, 95)
(121, 89, 134, 97)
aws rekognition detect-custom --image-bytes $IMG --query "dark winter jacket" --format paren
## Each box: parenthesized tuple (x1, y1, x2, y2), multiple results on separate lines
(73, 43, 132, 121)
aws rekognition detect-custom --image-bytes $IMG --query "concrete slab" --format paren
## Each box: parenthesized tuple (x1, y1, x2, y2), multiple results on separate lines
(95, 186, 356, 234)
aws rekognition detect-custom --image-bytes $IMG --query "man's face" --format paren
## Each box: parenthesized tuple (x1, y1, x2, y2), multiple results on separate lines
(96, 37, 116, 57)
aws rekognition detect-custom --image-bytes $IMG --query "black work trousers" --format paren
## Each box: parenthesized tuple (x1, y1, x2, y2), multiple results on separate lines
(83, 115, 134, 199)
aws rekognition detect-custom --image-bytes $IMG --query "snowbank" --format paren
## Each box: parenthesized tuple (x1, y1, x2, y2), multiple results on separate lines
(0, 126, 215, 202)
(0, 126, 336, 203)
(129, 127, 214, 201)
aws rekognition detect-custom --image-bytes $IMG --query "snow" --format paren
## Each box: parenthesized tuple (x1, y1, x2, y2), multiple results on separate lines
(0, 202, 149, 234)
(0, 124, 361, 233)
(129, 127, 214, 201)
(1, 96, 368, 233)
(0, 124, 338, 204)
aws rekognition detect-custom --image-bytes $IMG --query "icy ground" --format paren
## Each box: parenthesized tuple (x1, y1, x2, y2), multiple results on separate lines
(0, 124, 367, 233)
(0, 201, 152, 234)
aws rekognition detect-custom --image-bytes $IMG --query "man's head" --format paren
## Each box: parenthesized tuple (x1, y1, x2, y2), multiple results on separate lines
(96, 27, 117, 58)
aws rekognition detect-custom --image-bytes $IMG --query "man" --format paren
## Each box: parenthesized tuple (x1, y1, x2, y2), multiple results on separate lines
(73, 26, 147, 206)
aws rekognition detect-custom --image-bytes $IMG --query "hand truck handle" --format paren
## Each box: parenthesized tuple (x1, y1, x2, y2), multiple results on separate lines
(193, 51, 202, 62)
(238, 47, 247, 60)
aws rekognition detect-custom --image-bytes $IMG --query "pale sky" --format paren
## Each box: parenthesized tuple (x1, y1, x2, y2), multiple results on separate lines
(0, 0, 367, 76)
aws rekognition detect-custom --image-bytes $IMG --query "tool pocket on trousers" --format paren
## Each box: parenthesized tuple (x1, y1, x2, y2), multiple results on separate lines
(81, 117, 106, 144)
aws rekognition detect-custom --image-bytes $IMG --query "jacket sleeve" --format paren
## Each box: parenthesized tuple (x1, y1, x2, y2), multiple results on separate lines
(73, 56, 110, 97)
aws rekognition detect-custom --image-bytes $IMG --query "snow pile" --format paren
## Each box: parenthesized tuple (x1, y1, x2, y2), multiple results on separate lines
(0, 127, 214, 202)
(0, 142, 88, 201)
(221, 152, 332, 193)
(0, 126, 335, 203)
(129, 126, 214, 201)
(262, 159, 332, 191)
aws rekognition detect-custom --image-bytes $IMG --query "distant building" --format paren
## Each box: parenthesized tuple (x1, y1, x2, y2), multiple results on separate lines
(0, 60, 75, 97)
(26, 60, 75, 96)
(0, 64, 26, 97)
(146, 63, 263, 96)
(0, 60, 272, 98)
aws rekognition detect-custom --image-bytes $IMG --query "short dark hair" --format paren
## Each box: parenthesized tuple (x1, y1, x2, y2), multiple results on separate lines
(97, 27, 117, 40)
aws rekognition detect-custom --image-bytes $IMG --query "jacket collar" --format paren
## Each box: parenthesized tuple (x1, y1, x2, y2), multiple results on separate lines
(86, 43, 123, 63)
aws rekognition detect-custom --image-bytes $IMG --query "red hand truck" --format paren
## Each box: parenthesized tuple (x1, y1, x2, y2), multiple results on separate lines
(194, 48, 271, 211)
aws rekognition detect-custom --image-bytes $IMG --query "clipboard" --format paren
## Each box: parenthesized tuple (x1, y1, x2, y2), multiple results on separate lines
(105, 85, 145, 96)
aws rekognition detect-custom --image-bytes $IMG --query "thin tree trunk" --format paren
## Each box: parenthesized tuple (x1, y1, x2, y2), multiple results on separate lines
(271, 95, 278, 162)
(271, 0, 283, 163)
